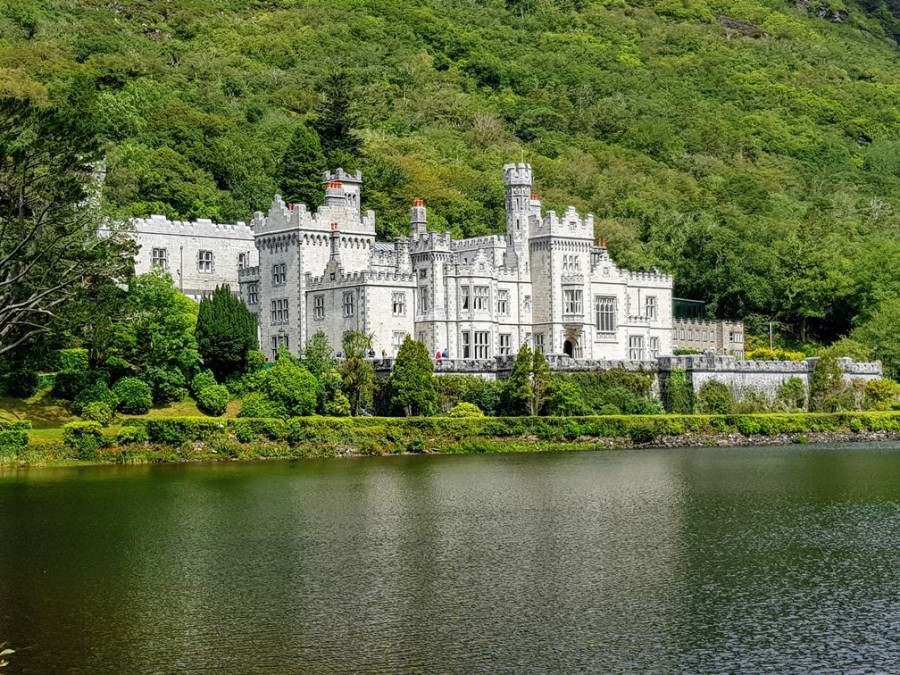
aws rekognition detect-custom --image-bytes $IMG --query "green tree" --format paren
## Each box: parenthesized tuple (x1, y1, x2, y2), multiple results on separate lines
(390, 336, 436, 416)
(809, 355, 851, 412)
(339, 331, 375, 416)
(264, 348, 317, 416)
(120, 270, 199, 383)
(531, 349, 551, 416)
(312, 71, 361, 165)
(195, 284, 258, 381)
(852, 299, 900, 380)
(301, 332, 343, 413)
(503, 343, 534, 415)
(0, 98, 135, 356)
(277, 123, 326, 209)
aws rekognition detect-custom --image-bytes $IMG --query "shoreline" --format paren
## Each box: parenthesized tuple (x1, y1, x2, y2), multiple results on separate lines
(4, 423, 900, 469)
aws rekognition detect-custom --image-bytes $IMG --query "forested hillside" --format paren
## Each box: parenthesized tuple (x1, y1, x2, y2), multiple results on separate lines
(2, 0, 900, 345)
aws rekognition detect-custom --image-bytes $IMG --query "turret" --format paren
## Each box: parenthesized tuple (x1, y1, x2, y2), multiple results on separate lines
(329, 222, 341, 262)
(323, 169, 362, 213)
(411, 199, 427, 238)
(503, 162, 533, 269)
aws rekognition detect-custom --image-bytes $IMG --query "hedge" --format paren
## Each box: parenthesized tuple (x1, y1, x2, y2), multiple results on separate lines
(0, 420, 31, 459)
(139, 412, 900, 449)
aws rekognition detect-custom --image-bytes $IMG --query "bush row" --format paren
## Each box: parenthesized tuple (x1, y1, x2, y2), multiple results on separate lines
(89, 412, 900, 452)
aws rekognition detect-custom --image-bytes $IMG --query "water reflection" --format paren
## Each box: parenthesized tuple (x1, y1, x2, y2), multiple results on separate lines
(1, 444, 900, 672)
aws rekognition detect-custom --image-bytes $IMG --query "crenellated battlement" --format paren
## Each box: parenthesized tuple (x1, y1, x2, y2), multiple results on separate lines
(134, 214, 254, 240)
(529, 207, 595, 240)
(503, 162, 533, 187)
(251, 194, 376, 236)
(305, 269, 416, 288)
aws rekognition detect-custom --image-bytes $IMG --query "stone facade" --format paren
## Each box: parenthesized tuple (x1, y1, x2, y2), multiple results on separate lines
(672, 318, 745, 356)
(131, 215, 256, 301)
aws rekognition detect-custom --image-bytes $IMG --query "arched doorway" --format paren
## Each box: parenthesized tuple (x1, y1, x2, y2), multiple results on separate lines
(563, 339, 575, 357)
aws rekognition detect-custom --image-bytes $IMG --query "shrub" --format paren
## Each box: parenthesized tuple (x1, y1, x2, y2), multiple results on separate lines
(810, 356, 853, 412)
(206, 433, 242, 458)
(663, 367, 694, 414)
(63, 421, 104, 459)
(103, 356, 133, 382)
(0, 421, 30, 459)
(323, 391, 351, 416)
(116, 425, 148, 444)
(52, 369, 106, 400)
(142, 366, 188, 403)
(735, 390, 769, 414)
(264, 354, 317, 416)
(696, 381, 735, 415)
(597, 403, 621, 415)
(113, 377, 154, 415)
(191, 369, 217, 397)
(7, 368, 39, 398)
(197, 384, 230, 416)
(863, 379, 900, 411)
(775, 377, 807, 411)
(448, 402, 485, 418)
(58, 348, 89, 371)
(82, 401, 114, 426)
(73, 382, 119, 414)
(239, 392, 286, 419)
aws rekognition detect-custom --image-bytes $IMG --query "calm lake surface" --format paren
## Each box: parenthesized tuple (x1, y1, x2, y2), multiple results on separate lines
(2, 443, 900, 673)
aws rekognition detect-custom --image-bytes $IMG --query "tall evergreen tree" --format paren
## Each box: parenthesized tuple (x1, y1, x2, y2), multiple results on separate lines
(195, 284, 258, 381)
(504, 343, 534, 415)
(531, 349, 552, 416)
(312, 71, 361, 164)
(276, 123, 326, 209)
(390, 336, 436, 416)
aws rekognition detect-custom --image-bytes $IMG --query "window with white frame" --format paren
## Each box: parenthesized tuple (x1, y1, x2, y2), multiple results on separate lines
(628, 335, 644, 360)
(499, 333, 511, 356)
(151, 247, 168, 270)
(730, 331, 744, 344)
(418, 331, 426, 345)
(461, 331, 471, 358)
(649, 337, 660, 358)
(272, 263, 286, 285)
(419, 268, 427, 279)
(679, 328, 685, 340)
(460, 285, 470, 310)
(247, 283, 259, 305)
(645, 295, 657, 320)
(564, 289, 583, 315)
(473, 286, 489, 311)
(270, 335, 289, 360)
(313, 295, 324, 320)
(343, 292, 354, 317)
(270, 299, 289, 324)
(392, 292, 405, 316)
(198, 250, 213, 273)
(496, 290, 510, 316)
(238, 252, 248, 271)
(534, 333, 544, 354)
(595, 296, 616, 333)
(474, 331, 490, 359)
(392, 331, 406, 355)
(418, 287, 429, 313)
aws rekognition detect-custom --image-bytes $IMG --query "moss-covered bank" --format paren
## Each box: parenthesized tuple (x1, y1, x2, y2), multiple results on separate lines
(3, 412, 900, 468)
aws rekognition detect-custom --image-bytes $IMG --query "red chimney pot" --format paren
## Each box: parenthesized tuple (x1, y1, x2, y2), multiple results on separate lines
(413, 199, 424, 208)
(531, 193, 539, 201)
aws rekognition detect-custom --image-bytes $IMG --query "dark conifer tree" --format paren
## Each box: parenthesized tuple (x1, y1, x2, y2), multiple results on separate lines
(312, 71, 361, 164)
(276, 123, 326, 209)
(196, 285, 258, 381)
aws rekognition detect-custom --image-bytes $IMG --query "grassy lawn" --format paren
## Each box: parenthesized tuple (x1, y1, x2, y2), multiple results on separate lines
(0, 388, 243, 443)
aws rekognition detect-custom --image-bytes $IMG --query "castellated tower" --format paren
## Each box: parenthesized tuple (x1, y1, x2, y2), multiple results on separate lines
(503, 163, 533, 271)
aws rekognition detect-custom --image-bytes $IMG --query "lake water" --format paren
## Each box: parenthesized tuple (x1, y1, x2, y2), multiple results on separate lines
(2, 443, 900, 673)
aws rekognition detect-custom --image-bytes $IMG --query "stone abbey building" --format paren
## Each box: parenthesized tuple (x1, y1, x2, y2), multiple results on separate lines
(133, 164, 739, 362)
